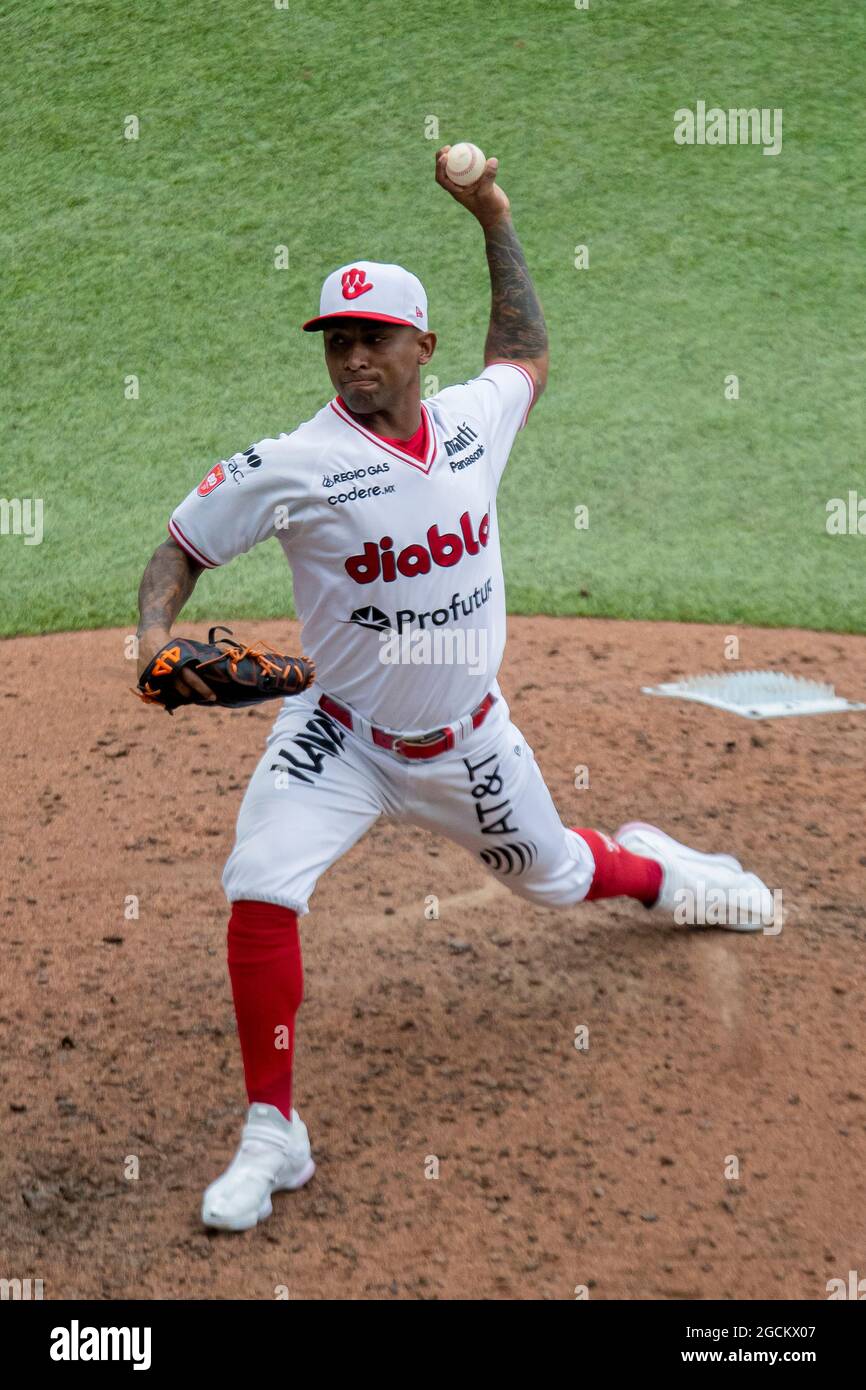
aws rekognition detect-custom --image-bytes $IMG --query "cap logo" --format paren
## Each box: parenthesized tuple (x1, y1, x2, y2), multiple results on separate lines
(415, 305, 423, 317)
(341, 268, 374, 301)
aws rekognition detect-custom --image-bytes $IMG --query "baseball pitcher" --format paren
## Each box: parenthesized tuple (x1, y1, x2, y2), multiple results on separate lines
(135, 148, 775, 1231)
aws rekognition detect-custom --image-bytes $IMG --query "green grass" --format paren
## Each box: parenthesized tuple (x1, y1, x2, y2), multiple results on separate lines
(2, 0, 864, 636)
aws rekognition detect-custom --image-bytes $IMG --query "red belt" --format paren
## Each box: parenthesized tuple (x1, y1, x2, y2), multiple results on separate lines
(317, 691, 496, 761)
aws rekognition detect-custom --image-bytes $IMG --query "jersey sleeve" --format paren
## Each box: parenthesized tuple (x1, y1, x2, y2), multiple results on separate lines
(439, 362, 534, 485)
(167, 436, 303, 568)
(472, 362, 535, 443)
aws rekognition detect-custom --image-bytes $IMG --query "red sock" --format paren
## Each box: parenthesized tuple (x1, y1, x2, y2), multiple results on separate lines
(573, 828, 663, 907)
(227, 900, 303, 1120)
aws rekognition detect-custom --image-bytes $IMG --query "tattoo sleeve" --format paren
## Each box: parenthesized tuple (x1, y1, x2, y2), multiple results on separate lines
(137, 538, 203, 635)
(483, 216, 548, 366)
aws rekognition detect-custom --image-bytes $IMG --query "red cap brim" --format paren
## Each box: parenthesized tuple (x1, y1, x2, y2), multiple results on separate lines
(302, 311, 421, 332)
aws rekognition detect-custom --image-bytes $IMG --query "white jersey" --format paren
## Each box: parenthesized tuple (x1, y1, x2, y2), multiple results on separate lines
(168, 362, 534, 732)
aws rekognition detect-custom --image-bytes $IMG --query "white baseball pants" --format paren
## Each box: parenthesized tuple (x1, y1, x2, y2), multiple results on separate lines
(222, 689, 595, 916)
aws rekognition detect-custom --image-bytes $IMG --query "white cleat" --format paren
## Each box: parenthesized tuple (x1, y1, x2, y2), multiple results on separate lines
(615, 821, 777, 932)
(202, 1103, 315, 1232)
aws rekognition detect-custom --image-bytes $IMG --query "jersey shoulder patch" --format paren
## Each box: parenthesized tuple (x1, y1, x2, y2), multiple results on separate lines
(197, 462, 226, 496)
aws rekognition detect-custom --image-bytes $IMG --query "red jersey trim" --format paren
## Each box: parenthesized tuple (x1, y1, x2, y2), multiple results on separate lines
(484, 361, 536, 429)
(374, 411, 429, 461)
(168, 518, 219, 569)
(328, 398, 437, 474)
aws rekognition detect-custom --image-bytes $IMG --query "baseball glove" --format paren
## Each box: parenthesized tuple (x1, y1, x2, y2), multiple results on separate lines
(136, 626, 315, 714)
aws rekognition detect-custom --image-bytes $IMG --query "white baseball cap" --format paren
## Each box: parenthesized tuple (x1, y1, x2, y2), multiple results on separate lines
(302, 260, 428, 332)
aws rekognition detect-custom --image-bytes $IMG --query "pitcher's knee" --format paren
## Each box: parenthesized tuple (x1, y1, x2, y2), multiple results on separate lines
(222, 842, 311, 917)
(478, 829, 594, 909)
(481, 860, 593, 909)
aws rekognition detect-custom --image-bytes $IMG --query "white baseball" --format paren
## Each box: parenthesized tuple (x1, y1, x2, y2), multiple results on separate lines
(445, 142, 487, 188)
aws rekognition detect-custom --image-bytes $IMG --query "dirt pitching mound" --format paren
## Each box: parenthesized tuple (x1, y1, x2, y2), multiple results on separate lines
(1, 616, 865, 1300)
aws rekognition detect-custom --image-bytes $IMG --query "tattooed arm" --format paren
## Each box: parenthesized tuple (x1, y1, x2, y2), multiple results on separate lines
(481, 216, 549, 392)
(434, 145, 549, 398)
(136, 537, 216, 702)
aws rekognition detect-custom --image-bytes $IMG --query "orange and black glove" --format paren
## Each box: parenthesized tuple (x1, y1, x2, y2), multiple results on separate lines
(136, 626, 315, 714)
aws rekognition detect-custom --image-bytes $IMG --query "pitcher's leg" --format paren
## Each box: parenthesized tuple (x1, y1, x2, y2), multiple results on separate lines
(222, 694, 385, 914)
(204, 696, 390, 1231)
(227, 900, 303, 1118)
(404, 708, 775, 928)
(404, 713, 602, 908)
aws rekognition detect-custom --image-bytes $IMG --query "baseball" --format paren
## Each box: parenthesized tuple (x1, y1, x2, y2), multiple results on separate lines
(445, 142, 487, 188)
